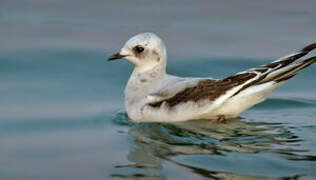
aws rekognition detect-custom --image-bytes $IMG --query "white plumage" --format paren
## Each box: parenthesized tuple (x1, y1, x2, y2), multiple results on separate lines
(108, 32, 316, 122)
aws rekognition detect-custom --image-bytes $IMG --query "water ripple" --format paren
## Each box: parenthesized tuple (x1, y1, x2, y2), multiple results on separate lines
(111, 112, 316, 178)
(254, 97, 316, 110)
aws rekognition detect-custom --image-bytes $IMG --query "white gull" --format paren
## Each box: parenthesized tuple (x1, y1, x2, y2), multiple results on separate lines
(108, 32, 316, 122)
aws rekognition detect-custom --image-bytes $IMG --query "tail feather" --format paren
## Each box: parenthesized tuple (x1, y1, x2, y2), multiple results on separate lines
(272, 56, 316, 82)
(231, 43, 316, 96)
(251, 43, 316, 84)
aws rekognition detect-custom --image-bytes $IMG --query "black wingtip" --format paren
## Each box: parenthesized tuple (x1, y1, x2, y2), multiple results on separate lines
(275, 74, 296, 83)
(302, 43, 316, 52)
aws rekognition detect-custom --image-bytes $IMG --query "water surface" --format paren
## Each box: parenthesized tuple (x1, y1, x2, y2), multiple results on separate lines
(1, 1, 316, 179)
(1, 51, 316, 180)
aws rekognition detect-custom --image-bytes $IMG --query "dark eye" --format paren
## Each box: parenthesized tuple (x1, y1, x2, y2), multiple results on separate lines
(134, 45, 144, 54)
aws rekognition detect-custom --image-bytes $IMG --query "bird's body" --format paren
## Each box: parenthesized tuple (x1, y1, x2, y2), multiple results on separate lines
(108, 32, 316, 122)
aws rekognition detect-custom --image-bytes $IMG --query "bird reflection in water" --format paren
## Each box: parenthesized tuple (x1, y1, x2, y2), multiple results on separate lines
(110, 112, 308, 179)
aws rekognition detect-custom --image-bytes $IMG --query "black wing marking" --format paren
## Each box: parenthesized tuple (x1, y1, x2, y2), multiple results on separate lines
(149, 43, 316, 108)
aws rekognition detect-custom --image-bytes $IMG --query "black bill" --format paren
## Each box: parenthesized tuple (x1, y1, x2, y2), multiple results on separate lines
(108, 53, 127, 61)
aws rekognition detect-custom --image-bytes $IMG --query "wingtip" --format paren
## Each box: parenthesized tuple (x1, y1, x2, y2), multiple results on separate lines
(302, 43, 316, 52)
(275, 74, 296, 83)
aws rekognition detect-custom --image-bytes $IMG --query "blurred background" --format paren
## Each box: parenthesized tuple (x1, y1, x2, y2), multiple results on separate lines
(1, 0, 316, 179)
(1, 0, 316, 57)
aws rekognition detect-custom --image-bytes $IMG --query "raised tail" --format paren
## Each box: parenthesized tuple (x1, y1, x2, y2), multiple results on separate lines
(242, 43, 316, 86)
(230, 43, 316, 97)
(213, 43, 316, 118)
(259, 43, 316, 83)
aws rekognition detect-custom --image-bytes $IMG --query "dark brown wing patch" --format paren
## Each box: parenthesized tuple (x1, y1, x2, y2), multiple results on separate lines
(149, 43, 316, 109)
(149, 73, 256, 108)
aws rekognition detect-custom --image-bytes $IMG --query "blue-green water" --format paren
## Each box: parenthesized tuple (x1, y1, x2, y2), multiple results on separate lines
(1, 0, 316, 179)
(1, 51, 316, 180)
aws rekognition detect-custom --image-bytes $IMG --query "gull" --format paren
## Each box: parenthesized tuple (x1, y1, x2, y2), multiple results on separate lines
(108, 32, 316, 122)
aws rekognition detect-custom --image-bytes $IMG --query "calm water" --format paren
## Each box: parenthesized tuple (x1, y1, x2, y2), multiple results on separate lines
(1, 1, 316, 180)
(1, 51, 316, 180)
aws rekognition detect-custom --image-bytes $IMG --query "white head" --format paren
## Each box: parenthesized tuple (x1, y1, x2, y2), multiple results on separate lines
(108, 32, 167, 72)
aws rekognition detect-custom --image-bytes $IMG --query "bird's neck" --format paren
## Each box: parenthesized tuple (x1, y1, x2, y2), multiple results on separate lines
(125, 64, 166, 98)
(129, 64, 166, 87)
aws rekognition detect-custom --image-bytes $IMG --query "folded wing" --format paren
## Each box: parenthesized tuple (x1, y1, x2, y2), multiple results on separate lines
(148, 43, 316, 110)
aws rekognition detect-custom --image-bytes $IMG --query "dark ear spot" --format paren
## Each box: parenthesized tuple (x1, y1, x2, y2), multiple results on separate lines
(153, 50, 160, 62)
(140, 79, 147, 83)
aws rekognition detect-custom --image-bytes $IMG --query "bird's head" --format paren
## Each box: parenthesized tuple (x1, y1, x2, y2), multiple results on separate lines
(108, 32, 167, 72)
